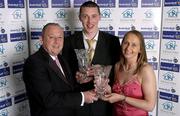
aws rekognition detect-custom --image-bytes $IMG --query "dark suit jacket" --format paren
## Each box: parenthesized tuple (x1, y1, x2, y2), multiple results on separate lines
(62, 31, 121, 116)
(23, 46, 82, 116)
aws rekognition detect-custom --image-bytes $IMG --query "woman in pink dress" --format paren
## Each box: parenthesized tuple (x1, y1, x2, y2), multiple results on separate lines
(102, 30, 157, 116)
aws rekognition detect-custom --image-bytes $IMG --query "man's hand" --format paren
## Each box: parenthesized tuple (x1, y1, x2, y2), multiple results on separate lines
(83, 90, 98, 104)
(76, 71, 93, 84)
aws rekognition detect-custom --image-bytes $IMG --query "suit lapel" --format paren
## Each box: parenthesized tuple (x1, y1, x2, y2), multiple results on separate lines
(49, 58, 70, 85)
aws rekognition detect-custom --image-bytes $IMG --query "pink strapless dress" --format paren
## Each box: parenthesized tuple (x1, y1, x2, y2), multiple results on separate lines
(112, 75, 148, 116)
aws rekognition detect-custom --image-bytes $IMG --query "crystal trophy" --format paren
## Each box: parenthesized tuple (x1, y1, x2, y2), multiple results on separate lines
(74, 49, 90, 81)
(94, 65, 112, 98)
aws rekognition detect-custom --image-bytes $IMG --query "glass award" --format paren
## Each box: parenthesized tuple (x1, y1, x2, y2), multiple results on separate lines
(74, 49, 90, 81)
(94, 65, 112, 98)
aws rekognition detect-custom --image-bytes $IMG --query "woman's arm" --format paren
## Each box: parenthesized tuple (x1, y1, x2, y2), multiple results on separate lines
(124, 64, 157, 111)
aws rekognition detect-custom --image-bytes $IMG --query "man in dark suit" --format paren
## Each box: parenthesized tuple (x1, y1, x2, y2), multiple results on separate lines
(62, 1, 121, 116)
(23, 23, 97, 116)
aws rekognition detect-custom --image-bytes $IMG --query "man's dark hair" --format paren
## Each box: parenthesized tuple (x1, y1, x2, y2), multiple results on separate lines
(79, 1, 100, 15)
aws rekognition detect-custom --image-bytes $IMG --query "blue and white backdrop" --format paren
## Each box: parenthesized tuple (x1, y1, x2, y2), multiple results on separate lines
(0, 0, 179, 116)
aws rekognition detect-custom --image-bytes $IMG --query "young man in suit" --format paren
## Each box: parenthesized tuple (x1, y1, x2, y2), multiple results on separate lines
(62, 1, 121, 116)
(23, 23, 97, 116)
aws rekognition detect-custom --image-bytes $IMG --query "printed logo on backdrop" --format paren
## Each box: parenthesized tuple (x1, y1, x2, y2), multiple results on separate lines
(141, 31, 159, 39)
(167, 8, 179, 18)
(0, 61, 10, 78)
(160, 62, 179, 72)
(163, 72, 175, 82)
(14, 93, 27, 104)
(33, 9, 45, 19)
(161, 57, 178, 63)
(29, 0, 48, 8)
(148, 56, 158, 70)
(14, 42, 24, 53)
(0, 109, 9, 116)
(160, 72, 176, 85)
(52, 0, 70, 8)
(12, 10, 22, 19)
(164, 0, 180, 7)
(99, 24, 115, 35)
(0, 98, 12, 110)
(0, 0, 5, 8)
(74, 0, 88, 7)
(161, 101, 175, 114)
(122, 9, 134, 18)
(34, 41, 41, 50)
(159, 87, 176, 94)
(10, 32, 26, 42)
(141, 0, 161, 7)
(119, 0, 138, 7)
(145, 40, 155, 50)
(159, 91, 179, 102)
(0, 27, 7, 43)
(8, 0, 24, 8)
(165, 41, 177, 50)
(12, 61, 24, 74)
(163, 31, 180, 40)
(0, 89, 11, 101)
(97, 0, 115, 7)
(31, 32, 41, 40)
(144, 9, 153, 19)
(101, 9, 112, 18)
(56, 9, 67, 19)
(0, 44, 5, 55)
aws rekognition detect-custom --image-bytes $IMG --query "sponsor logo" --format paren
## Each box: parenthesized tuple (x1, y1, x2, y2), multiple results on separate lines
(160, 62, 179, 72)
(163, 72, 175, 81)
(122, 9, 134, 18)
(167, 8, 179, 18)
(56, 9, 67, 18)
(145, 40, 155, 50)
(159, 87, 176, 93)
(97, 0, 115, 7)
(14, 42, 24, 53)
(29, 0, 48, 8)
(119, 0, 138, 7)
(144, 10, 153, 18)
(0, 44, 5, 55)
(12, 10, 22, 19)
(160, 91, 179, 102)
(34, 41, 41, 50)
(165, 41, 177, 50)
(14, 93, 27, 104)
(0, 109, 9, 116)
(0, 78, 8, 88)
(141, 0, 161, 7)
(0, 0, 5, 8)
(0, 27, 5, 33)
(33, 9, 45, 19)
(162, 102, 174, 111)
(8, 0, 24, 8)
(51, 0, 70, 8)
(101, 9, 111, 18)
(0, 98, 12, 110)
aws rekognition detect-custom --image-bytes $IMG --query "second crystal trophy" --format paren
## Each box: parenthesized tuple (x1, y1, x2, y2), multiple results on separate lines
(74, 49, 90, 81)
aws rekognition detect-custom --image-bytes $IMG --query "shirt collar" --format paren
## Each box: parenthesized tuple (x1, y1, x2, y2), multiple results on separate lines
(82, 31, 99, 41)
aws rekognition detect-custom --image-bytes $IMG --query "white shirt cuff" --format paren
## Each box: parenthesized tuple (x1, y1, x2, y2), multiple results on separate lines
(80, 92, 85, 106)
